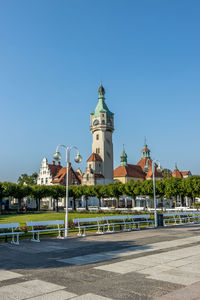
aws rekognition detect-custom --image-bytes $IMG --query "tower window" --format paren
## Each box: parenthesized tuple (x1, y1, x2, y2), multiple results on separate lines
(87, 174, 89, 181)
(96, 134, 99, 140)
(102, 114, 104, 117)
(96, 148, 100, 154)
(102, 120, 105, 125)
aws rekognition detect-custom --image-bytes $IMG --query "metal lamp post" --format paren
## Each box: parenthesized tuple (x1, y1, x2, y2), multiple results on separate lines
(152, 160, 162, 228)
(53, 145, 82, 238)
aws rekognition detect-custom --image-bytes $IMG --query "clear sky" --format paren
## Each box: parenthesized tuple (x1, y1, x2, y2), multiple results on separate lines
(0, 0, 200, 182)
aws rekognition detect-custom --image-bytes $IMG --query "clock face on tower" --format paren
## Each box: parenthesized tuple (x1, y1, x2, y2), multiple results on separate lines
(93, 119, 99, 126)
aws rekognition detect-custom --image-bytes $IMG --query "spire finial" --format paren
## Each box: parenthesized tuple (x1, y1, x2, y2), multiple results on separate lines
(175, 163, 178, 170)
(144, 136, 147, 147)
(98, 83, 105, 97)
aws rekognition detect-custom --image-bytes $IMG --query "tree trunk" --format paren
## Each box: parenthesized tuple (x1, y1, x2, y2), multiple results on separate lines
(116, 198, 119, 208)
(18, 199, 22, 213)
(0, 200, 2, 215)
(37, 199, 40, 211)
(85, 197, 88, 211)
(73, 198, 76, 211)
(98, 198, 101, 210)
(56, 199, 59, 212)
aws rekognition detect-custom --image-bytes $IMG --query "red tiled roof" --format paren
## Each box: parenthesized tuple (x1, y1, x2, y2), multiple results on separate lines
(48, 164, 62, 177)
(114, 164, 146, 179)
(87, 153, 102, 162)
(52, 166, 81, 185)
(137, 158, 152, 172)
(146, 167, 163, 179)
(142, 148, 150, 152)
(181, 171, 190, 176)
(172, 169, 183, 178)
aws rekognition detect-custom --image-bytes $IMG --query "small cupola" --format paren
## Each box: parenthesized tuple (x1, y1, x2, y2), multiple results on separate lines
(141, 138, 151, 159)
(120, 145, 127, 166)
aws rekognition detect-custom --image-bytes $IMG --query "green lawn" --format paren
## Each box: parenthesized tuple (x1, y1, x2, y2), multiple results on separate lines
(0, 211, 116, 228)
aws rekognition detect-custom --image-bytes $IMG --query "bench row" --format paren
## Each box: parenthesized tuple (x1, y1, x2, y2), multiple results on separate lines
(73, 214, 154, 237)
(163, 211, 200, 226)
(1, 212, 200, 244)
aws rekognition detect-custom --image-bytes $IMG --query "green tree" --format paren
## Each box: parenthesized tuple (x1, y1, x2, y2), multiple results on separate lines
(164, 178, 182, 207)
(106, 182, 125, 208)
(162, 169, 172, 178)
(69, 185, 83, 211)
(18, 172, 38, 185)
(48, 185, 65, 212)
(31, 185, 50, 211)
(82, 185, 94, 210)
(14, 185, 32, 212)
(0, 182, 5, 214)
(141, 180, 154, 198)
(124, 180, 142, 207)
(92, 185, 107, 209)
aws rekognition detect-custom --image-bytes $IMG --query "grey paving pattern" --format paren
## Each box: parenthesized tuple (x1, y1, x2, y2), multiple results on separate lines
(96, 243, 200, 285)
(1, 224, 200, 299)
(58, 235, 200, 265)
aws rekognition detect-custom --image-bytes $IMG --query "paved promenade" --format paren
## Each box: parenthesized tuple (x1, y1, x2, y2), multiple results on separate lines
(1, 224, 200, 299)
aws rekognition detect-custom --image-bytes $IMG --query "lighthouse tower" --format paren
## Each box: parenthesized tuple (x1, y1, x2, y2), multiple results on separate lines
(82, 84, 114, 185)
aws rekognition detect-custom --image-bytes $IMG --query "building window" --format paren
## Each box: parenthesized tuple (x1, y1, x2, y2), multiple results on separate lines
(102, 120, 105, 125)
(96, 134, 99, 140)
(41, 178, 44, 184)
(45, 178, 48, 184)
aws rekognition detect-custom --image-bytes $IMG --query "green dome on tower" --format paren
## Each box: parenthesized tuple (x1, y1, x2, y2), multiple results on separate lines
(120, 145, 127, 166)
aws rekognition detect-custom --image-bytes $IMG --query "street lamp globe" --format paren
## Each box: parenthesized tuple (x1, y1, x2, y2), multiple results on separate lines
(53, 151, 62, 161)
(74, 153, 82, 163)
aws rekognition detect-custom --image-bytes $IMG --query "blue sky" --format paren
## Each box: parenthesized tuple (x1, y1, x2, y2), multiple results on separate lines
(0, 0, 200, 182)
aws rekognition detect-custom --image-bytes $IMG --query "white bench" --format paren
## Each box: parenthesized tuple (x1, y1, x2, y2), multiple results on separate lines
(190, 212, 200, 224)
(0, 223, 24, 245)
(103, 216, 129, 232)
(73, 217, 104, 237)
(127, 214, 154, 230)
(26, 220, 64, 242)
(163, 212, 191, 226)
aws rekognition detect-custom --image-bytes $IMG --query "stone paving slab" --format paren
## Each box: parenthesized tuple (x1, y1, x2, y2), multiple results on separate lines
(156, 280, 200, 299)
(1, 225, 200, 299)
(72, 293, 113, 300)
(0, 279, 66, 300)
(29, 290, 77, 300)
(0, 270, 22, 281)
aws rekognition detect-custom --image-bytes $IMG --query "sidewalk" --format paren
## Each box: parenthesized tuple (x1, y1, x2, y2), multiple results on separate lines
(0, 224, 200, 299)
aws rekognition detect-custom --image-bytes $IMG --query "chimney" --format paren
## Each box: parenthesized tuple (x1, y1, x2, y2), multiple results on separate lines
(52, 161, 55, 165)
